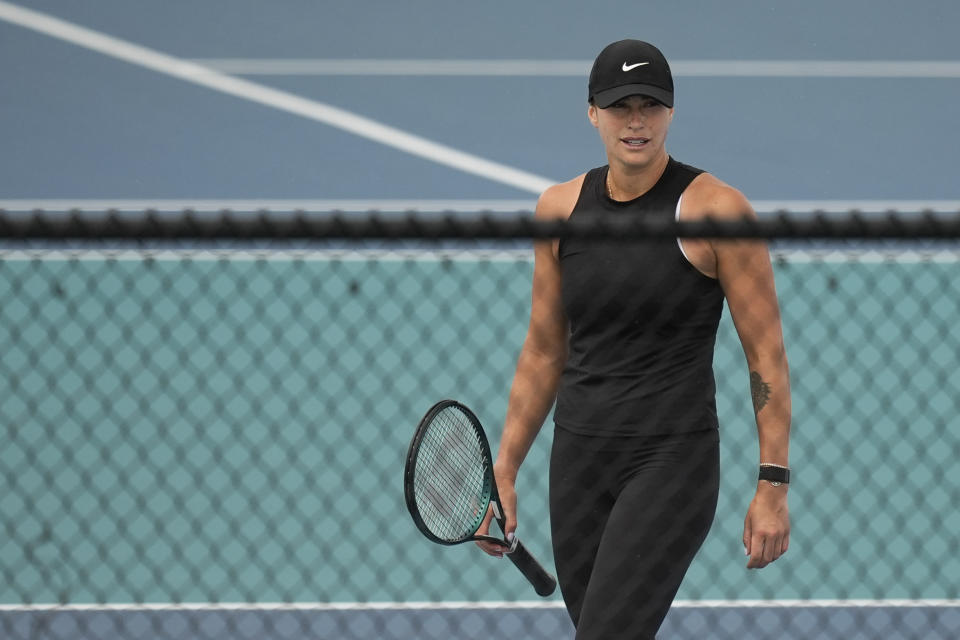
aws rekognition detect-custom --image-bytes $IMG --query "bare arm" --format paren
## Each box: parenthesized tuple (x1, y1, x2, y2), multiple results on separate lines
(716, 196, 791, 569)
(475, 182, 573, 556)
(687, 177, 791, 569)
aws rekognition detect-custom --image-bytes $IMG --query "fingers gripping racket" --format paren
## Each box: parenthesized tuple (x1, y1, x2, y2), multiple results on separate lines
(404, 399, 557, 597)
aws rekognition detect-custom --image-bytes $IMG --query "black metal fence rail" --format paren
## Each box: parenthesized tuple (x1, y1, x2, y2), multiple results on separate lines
(2, 209, 960, 239)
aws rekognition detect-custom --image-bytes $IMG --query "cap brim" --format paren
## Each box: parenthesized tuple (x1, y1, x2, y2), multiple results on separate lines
(592, 84, 673, 108)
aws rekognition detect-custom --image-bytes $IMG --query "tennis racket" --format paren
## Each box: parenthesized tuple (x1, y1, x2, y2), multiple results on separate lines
(404, 399, 557, 597)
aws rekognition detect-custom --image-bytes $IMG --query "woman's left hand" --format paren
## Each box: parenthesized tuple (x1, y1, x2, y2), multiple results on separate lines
(743, 483, 790, 569)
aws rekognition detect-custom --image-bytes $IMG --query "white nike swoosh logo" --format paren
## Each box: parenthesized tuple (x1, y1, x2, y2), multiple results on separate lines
(622, 62, 650, 72)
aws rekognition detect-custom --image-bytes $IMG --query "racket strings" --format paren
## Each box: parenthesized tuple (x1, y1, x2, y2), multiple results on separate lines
(412, 407, 489, 541)
(415, 417, 486, 535)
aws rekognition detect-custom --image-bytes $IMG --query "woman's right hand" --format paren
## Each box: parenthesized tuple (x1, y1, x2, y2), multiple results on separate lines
(475, 472, 518, 558)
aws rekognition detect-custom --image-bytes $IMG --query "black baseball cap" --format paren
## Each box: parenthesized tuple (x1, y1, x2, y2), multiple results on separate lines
(588, 40, 674, 108)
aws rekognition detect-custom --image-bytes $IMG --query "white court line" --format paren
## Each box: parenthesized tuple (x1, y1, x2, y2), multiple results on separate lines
(2, 199, 960, 213)
(190, 58, 960, 78)
(1, 599, 958, 612)
(752, 200, 960, 213)
(0, 2, 554, 195)
(0, 199, 538, 212)
(2, 248, 959, 266)
(0, 248, 539, 262)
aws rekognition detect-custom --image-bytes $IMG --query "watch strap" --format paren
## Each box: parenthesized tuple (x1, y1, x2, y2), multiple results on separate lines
(758, 464, 791, 485)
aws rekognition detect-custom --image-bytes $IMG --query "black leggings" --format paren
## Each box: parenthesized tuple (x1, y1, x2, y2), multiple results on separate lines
(550, 425, 720, 640)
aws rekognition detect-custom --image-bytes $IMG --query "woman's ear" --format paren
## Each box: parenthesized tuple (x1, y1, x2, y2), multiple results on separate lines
(587, 103, 599, 128)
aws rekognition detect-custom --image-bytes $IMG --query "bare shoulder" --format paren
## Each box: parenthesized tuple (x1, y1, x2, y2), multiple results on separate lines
(681, 172, 756, 222)
(535, 174, 586, 221)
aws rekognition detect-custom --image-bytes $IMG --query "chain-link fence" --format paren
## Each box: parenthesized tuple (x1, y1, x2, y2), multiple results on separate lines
(1, 211, 959, 639)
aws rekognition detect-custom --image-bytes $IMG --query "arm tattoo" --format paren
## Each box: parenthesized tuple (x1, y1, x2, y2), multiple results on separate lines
(750, 371, 771, 414)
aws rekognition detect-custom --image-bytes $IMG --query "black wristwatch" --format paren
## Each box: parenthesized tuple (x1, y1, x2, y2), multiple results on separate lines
(758, 464, 790, 486)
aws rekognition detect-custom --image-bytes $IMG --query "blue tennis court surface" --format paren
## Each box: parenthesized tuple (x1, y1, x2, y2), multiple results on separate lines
(3, 0, 960, 203)
(2, 1, 959, 638)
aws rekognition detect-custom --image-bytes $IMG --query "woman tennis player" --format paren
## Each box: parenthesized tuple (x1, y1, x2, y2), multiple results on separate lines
(477, 39, 791, 638)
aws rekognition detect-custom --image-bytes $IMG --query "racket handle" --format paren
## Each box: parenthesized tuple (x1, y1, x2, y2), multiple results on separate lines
(507, 538, 557, 597)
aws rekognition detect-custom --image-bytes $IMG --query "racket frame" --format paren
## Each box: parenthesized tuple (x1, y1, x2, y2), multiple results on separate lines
(404, 399, 495, 545)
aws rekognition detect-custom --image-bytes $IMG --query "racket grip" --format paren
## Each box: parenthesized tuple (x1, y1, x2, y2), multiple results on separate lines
(507, 538, 557, 597)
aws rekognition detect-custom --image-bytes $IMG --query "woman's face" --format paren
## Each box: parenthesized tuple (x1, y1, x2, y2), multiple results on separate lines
(588, 95, 674, 170)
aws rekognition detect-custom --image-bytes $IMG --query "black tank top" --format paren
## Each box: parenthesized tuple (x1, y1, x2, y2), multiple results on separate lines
(554, 158, 725, 437)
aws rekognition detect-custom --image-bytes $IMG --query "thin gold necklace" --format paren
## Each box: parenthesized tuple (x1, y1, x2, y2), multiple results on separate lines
(606, 173, 617, 200)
